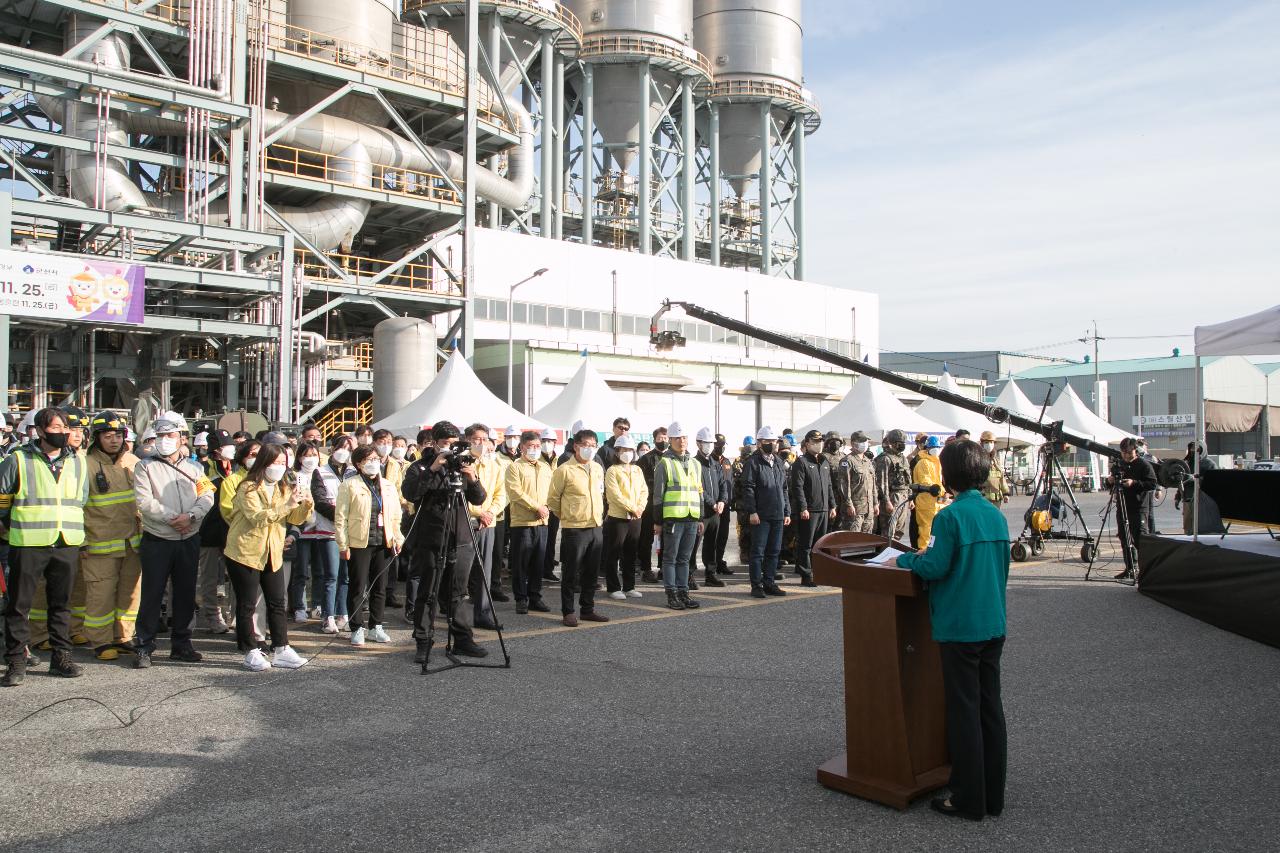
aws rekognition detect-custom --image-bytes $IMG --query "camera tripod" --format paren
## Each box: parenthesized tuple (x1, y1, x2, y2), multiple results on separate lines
(417, 475, 512, 675)
(1011, 446, 1095, 563)
(1086, 475, 1140, 586)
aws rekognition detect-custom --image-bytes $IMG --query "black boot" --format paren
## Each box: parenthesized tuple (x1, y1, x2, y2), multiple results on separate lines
(414, 640, 432, 664)
(687, 576, 699, 591)
(452, 637, 489, 658)
(50, 650, 84, 678)
(1, 662, 25, 687)
(489, 586, 510, 602)
(665, 590, 685, 611)
(704, 572, 726, 587)
(642, 570, 659, 584)
(679, 590, 701, 610)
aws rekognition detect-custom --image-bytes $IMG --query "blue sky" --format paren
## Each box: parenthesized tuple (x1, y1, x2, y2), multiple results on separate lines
(801, 0, 1280, 361)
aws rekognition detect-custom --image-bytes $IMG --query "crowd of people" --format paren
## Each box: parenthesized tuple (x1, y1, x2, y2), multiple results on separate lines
(0, 405, 1013, 686)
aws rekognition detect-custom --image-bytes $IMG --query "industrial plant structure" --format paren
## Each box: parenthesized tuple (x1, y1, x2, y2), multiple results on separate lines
(0, 0, 871, 437)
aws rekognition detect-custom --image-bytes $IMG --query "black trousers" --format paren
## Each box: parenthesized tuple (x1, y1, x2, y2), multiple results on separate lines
(1118, 495, 1144, 576)
(714, 503, 732, 566)
(793, 513, 829, 578)
(602, 516, 640, 592)
(543, 513, 560, 576)
(938, 638, 1007, 817)
(3, 544, 78, 662)
(135, 534, 200, 654)
(347, 545, 389, 629)
(509, 525, 547, 603)
(692, 512, 718, 576)
(559, 527, 602, 614)
(226, 558, 289, 652)
(400, 535, 418, 614)
(411, 534, 473, 643)
(636, 504, 657, 573)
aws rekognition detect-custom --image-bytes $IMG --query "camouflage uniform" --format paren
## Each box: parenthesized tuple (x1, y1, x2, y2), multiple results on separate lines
(825, 450, 852, 531)
(842, 452, 878, 533)
(874, 448, 912, 542)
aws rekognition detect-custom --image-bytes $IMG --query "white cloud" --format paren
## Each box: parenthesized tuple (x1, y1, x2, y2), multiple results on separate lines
(805, 2, 1280, 359)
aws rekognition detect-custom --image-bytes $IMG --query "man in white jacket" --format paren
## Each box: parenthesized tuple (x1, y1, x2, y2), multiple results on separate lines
(132, 413, 216, 669)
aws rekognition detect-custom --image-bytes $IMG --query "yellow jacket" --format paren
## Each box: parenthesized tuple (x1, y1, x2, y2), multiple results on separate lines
(382, 454, 412, 514)
(548, 458, 604, 529)
(219, 466, 248, 523)
(913, 453, 946, 518)
(334, 474, 405, 552)
(493, 453, 512, 520)
(83, 447, 142, 555)
(469, 455, 508, 520)
(505, 457, 552, 527)
(224, 480, 314, 571)
(605, 463, 648, 520)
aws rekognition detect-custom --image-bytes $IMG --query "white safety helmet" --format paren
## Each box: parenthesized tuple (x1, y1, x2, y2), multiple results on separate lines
(756, 425, 779, 441)
(667, 421, 687, 439)
(540, 427, 557, 441)
(193, 431, 209, 447)
(695, 427, 714, 443)
(161, 410, 189, 434)
(615, 433, 636, 450)
(571, 419, 586, 434)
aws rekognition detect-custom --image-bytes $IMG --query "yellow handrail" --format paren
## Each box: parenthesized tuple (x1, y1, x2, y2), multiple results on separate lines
(296, 249, 463, 296)
(403, 0, 583, 44)
(264, 143, 463, 205)
(580, 35, 713, 80)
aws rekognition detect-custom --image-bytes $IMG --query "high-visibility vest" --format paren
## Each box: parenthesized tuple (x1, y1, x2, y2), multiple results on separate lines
(9, 450, 88, 547)
(660, 455, 701, 520)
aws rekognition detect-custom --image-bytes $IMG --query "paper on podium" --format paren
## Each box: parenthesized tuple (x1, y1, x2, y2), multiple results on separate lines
(865, 546, 909, 568)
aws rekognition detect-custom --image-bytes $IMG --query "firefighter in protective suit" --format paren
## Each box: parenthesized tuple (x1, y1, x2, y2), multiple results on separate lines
(72, 414, 143, 660)
(913, 435, 946, 549)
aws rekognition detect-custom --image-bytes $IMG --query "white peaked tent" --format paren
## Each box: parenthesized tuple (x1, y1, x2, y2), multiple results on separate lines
(532, 357, 638, 431)
(916, 371, 1042, 447)
(799, 375, 949, 441)
(994, 379, 1044, 423)
(1047, 383, 1136, 445)
(370, 350, 549, 436)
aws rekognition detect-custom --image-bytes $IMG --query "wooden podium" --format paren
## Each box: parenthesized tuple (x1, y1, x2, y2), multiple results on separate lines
(811, 530, 950, 809)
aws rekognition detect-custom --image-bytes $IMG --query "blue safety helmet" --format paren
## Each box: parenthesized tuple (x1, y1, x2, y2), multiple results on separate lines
(925, 435, 943, 449)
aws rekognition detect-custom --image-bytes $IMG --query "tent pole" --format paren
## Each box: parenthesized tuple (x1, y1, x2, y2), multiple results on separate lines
(1193, 355, 1202, 542)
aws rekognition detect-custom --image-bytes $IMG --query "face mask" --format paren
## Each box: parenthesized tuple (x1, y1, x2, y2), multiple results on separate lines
(619, 450, 635, 464)
(542, 440, 556, 454)
(156, 437, 179, 457)
(392, 446, 407, 460)
(196, 448, 209, 458)
(218, 445, 236, 461)
(301, 456, 320, 472)
(697, 441, 714, 455)
(264, 464, 286, 483)
(854, 442, 869, 454)
(42, 431, 70, 449)
(374, 443, 391, 458)
(524, 447, 540, 461)
(331, 448, 351, 465)
(505, 437, 520, 450)
(578, 446, 597, 462)
(360, 461, 380, 477)
(244, 455, 258, 469)
(759, 442, 775, 454)
(929, 447, 942, 457)
(982, 442, 995, 452)
(654, 441, 668, 452)
(285, 453, 295, 468)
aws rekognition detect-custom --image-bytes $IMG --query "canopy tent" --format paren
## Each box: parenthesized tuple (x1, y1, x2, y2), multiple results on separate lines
(994, 379, 1045, 424)
(798, 375, 949, 441)
(532, 357, 638, 432)
(1046, 384, 1137, 445)
(915, 371, 1042, 447)
(1192, 304, 1280, 539)
(370, 350, 549, 437)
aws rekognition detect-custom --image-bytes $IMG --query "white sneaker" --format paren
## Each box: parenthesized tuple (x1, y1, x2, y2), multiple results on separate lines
(626, 589, 643, 599)
(292, 608, 308, 623)
(243, 648, 271, 672)
(350, 626, 366, 646)
(335, 615, 349, 631)
(609, 590, 627, 600)
(369, 624, 391, 643)
(309, 606, 322, 619)
(321, 616, 338, 634)
(272, 645, 307, 669)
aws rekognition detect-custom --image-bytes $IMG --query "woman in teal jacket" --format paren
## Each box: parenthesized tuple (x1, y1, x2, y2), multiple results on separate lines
(894, 439, 1010, 822)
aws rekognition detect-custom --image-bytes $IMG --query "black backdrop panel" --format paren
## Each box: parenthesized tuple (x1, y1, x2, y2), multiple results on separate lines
(1200, 469, 1280, 526)
(1140, 535, 1280, 649)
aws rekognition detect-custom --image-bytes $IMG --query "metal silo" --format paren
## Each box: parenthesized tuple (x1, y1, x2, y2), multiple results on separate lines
(565, 0, 710, 257)
(694, 0, 819, 277)
(373, 318, 438, 423)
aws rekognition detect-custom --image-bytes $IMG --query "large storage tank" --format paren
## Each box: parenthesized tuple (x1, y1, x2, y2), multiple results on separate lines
(372, 318, 437, 422)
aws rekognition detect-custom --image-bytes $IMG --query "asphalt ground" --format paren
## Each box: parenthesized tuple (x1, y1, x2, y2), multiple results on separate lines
(3, 491, 1276, 852)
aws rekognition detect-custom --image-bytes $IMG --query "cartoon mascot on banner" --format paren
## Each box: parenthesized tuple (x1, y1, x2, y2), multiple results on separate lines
(67, 268, 101, 313)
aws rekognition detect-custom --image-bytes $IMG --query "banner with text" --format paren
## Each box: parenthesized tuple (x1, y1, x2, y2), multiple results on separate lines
(0, 250, 145, 325)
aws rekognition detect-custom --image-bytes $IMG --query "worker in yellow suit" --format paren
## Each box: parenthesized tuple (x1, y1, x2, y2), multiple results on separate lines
(913, 435, 946, 550)
(71, 414, 143, 660)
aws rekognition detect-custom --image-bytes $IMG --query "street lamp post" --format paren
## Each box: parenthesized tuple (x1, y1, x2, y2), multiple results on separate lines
(507, 267, 550, 407)
(1137, 380, 1153, 439)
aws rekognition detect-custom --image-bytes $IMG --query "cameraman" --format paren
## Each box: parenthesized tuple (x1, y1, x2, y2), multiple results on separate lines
(401, 421, 488, 661)
(1106, 437, 1156, 580)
